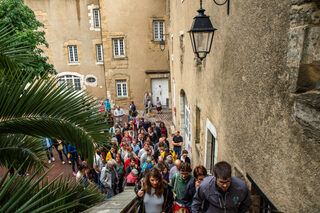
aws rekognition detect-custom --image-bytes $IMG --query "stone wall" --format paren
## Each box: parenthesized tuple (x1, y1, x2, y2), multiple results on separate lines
(25, 0, 107, 100)
(169, 0, 320, 212)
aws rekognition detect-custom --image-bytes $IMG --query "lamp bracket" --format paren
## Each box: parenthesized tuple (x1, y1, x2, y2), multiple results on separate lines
(213, 0, 230, 15)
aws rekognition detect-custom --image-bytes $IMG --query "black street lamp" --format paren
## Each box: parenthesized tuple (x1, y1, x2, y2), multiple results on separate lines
(160, 38, 165, 51)
(188, 0, 217, 61)
(159, 33, 169, 51)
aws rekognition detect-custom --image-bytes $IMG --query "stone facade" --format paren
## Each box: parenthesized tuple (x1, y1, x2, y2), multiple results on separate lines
(99, 0, 170, 109)
(25, 0, 107, 100)
(169, 0, 319, 212)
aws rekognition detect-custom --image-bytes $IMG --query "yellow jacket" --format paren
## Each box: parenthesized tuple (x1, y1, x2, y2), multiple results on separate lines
(106, 150, 119, 162)
(161, 150, 177, 161)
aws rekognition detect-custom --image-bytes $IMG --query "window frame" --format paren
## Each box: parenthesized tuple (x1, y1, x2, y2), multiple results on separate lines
(96, 44, 103, 62)
(115, 80, 128, 97)
(93, 9, 101, 28)
(113, 38, 125, 58)
(58, 75, 81, 91)
(153, 21, 165, 41)
(68, 45, 79, 63)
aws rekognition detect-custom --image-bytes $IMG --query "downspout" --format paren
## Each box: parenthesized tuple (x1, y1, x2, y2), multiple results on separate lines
(98, 0, 108, 99)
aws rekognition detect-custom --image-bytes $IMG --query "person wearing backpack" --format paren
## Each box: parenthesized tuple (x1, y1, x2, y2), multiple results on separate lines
(170, 162, 192, 212)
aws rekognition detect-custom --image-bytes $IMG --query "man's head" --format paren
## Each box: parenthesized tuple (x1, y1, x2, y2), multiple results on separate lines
(182, 150, 188, 158)
(174, 159, 181, 167)
(130, 157, 136, 166)
(158, 156, 164, 163)
(213, 161, 232, 191)
(146, 148, 152, 155)
(144, 142, 149, 150)
(166, 155, 173, 164)
(107, 159, 116, 169)
(179, 162, 192, 180)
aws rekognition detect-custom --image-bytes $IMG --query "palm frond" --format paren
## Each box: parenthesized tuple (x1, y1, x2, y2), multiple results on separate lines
(0, 134, 46, 172)
(0, 25, 35, 72)
(0, 71, 109, 165)
(0, 165, 104, 213)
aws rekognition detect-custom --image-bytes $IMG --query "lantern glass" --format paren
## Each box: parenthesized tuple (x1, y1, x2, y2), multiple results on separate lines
(190, 30, 214, 60)
(160, 39, 165, 51)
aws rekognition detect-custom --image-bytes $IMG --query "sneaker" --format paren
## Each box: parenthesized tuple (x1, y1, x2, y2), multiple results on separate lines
(52, 157, 55, 162)
(73, 171, 77, 176)
(62, 161, 65, 165)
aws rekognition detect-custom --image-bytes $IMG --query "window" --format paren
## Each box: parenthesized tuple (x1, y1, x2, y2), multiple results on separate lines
(116, 80, 127, 97)
(153, 21, 165, 41)
(96, 44, 103, 62)
(93, 9, 100, 28)
(113, 39, 125, 57)
(58, 75, 81, 90)
(185, 104, 191, 141)
(86, 77, 96, 83)
(68, 45, 78, 63)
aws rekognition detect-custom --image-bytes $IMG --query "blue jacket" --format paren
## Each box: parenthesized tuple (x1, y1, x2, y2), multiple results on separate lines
(41, 138, 52, 148)
(67, 144, 78, 157)
(192, 176, 251, 213)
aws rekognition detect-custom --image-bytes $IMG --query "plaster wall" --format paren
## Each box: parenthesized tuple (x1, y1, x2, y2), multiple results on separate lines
(169, 0, 320, 212)
(25, 0, 106, 99)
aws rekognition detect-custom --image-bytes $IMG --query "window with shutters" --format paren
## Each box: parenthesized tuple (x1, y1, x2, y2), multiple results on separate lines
(115, 80, 128, 97)
(93, 9, 101, 28)
(113, 39, 125, 57)
(96, 44, 103, 62)
(68, 45, 79, 63)
(153, 21, 165, 41)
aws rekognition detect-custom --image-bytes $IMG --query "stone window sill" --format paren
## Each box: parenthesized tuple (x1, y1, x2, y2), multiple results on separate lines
(68, 62, 80, 66)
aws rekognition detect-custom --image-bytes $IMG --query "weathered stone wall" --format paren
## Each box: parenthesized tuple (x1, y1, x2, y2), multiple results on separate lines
(169, 0, 320, 212)
(25, 0, 107, 100)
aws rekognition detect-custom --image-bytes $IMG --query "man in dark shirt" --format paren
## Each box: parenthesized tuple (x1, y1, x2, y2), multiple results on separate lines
(172, 130, 183, 158)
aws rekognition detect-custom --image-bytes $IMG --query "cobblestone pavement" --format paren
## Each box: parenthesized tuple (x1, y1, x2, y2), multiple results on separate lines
(0, 108, 173, 181)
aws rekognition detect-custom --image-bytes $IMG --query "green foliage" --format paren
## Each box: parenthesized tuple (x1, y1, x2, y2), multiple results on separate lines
(0, 71, 108, 165)
(0, 0, 55, 76)
(0, 135, 46, 172)
(0, 166, 104, 213)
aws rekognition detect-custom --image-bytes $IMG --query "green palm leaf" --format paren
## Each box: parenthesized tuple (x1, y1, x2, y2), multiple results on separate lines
(0, 71, 109, 165)
(0, 25, 35, 73)
(0, 165, 104, 213)
(0, 134, 46, 172)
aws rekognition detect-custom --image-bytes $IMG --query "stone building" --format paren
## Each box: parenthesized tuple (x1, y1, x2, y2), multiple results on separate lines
(169, 0, 319, 212)
(25, 0, 170, 109)
(25, 0, 107, 99)
(98, 0, 170, 109)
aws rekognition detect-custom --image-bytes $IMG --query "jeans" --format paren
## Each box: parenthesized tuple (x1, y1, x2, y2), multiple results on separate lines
(105, 188, 114, 200)
(54, 145, 64, 162)
(63, 145, 70, 162)
(174, 146, 182, 159)
(45, 146, 53, 160)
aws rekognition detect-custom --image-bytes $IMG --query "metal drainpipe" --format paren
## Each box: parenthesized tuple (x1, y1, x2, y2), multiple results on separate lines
(98, 0, 108, 100)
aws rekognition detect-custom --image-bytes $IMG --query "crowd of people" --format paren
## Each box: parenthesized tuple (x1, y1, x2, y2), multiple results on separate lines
(41, 96, 252, 213)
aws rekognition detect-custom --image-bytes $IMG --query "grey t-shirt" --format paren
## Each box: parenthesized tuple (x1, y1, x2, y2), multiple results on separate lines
(144, 188, 164, 213)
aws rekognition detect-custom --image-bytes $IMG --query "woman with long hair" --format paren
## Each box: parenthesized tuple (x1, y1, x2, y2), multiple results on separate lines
(135, 167, 173, 213)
